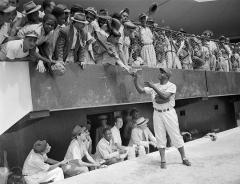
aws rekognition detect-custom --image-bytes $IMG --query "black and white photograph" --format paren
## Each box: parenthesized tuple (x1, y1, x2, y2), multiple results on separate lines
(0, 0, 240, 183)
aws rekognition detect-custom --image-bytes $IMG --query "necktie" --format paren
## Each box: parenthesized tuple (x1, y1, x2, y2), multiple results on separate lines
(74, 30, 80, 62)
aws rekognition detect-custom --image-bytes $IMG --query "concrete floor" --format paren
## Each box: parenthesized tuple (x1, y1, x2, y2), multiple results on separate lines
(55, 128, 240, 184)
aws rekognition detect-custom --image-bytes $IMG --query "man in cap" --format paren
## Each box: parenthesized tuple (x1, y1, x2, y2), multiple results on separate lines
(22, 140, 66, 184)
(132, 68, 191, 169)
(0, 30, 38, 61)
(55, 12, 88, 66)
(0, 2, 16, 45)
(128, 117, 157, 155)
(63, 125, 100, 177)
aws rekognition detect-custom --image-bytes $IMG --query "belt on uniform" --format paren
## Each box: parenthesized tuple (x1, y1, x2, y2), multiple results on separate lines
(154, 107, 171, 113)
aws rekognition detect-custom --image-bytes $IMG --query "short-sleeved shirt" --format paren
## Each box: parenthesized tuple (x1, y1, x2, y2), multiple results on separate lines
(0, 39, 29, 60)
(144, 81, 176, 109)
(64, 139, 86, 161)
(22, 150, 49, 176)
(111, 126, 122, 146)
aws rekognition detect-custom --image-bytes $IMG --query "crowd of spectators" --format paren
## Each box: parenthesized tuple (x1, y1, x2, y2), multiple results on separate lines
(1, 0, 240, 75)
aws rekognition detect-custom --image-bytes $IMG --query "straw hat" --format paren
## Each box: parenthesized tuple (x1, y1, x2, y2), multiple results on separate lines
(85, 7, 97, 17)
(23, 1, 41, 15)
(71, 12, 88, 24)
(136, 117, 149, 127)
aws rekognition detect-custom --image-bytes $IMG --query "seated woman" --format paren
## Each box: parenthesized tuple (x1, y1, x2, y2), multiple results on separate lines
(62, 125, 100, 177)
(22, 140, 65, 184)
(128, 117, 157, 155)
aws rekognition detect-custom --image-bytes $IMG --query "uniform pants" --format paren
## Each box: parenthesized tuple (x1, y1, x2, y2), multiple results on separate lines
(153, 109, 184, 148)
(24, 167, 64, 184)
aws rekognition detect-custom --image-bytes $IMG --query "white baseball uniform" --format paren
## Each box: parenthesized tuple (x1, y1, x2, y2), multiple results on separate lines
(144, 81, 184, 148)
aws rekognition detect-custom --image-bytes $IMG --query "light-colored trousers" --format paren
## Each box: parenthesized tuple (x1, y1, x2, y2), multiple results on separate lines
(24, 167, 64, 184)
(153, 108, 184, 148)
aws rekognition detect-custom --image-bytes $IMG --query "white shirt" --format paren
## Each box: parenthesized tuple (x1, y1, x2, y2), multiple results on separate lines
(128, 127, 156, 147)
(111, 126, 122, 146)
(23, 150, 49, 176)
(1, 39, 29, 60)
(96, 138, 119, 160)
(144, 81, 176, 109)
(64, 139, 86, 161)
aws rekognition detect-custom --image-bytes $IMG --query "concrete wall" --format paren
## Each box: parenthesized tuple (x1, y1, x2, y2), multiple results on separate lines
(0, 97, 237, 168)
(0, 62, 33, 134)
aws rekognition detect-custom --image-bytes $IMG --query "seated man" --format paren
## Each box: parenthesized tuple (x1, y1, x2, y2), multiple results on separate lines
(96, 127, 125, 165)
(129, 117, 157, 155)
(62, 125, 100, 177)
(22, 140, 65, 184)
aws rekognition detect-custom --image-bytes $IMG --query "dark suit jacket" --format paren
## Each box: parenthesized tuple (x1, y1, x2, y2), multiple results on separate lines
(55, 24, 87, 63)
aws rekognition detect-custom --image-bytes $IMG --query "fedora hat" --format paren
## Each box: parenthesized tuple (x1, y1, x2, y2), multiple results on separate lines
(136, 117, 149, 127)
(71, 12, 88, 24)
(23, 1, 41, 15)
(85, 7, 97, 17)
(56, 4, 70, 13)
(33, 140, 47, 153)
(0, 2, 16, 13)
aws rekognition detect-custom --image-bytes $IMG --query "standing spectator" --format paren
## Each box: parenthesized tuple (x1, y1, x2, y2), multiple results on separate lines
(22, 1, 41, 26)
(176, 36, 193, 70)
(85, 7, 100, 64)
(0, 3, 16, 45)
(9, 0, 23, 34)
(39, 0, 55, 18)
(22, 140, 65, 184)
(123, 21, 136, 65)
(137, 13, 157, 67)
(63, 125, 99, 177)
(70, 4, 84, 18)
(55, 13, 88, 65)
(56, 4, 70, 25)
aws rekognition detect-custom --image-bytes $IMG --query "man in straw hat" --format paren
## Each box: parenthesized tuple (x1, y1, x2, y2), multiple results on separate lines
(132, 68, 191, 169)
(128, 117, 157, 155)
(22, 140, 66, 184)
(55, 12, 88, 66)
(62, 125, 100, 177)
(22, 1, 41, 25)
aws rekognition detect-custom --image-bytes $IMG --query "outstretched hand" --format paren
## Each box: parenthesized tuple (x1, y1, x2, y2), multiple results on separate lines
(144, 81, 154, 88)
